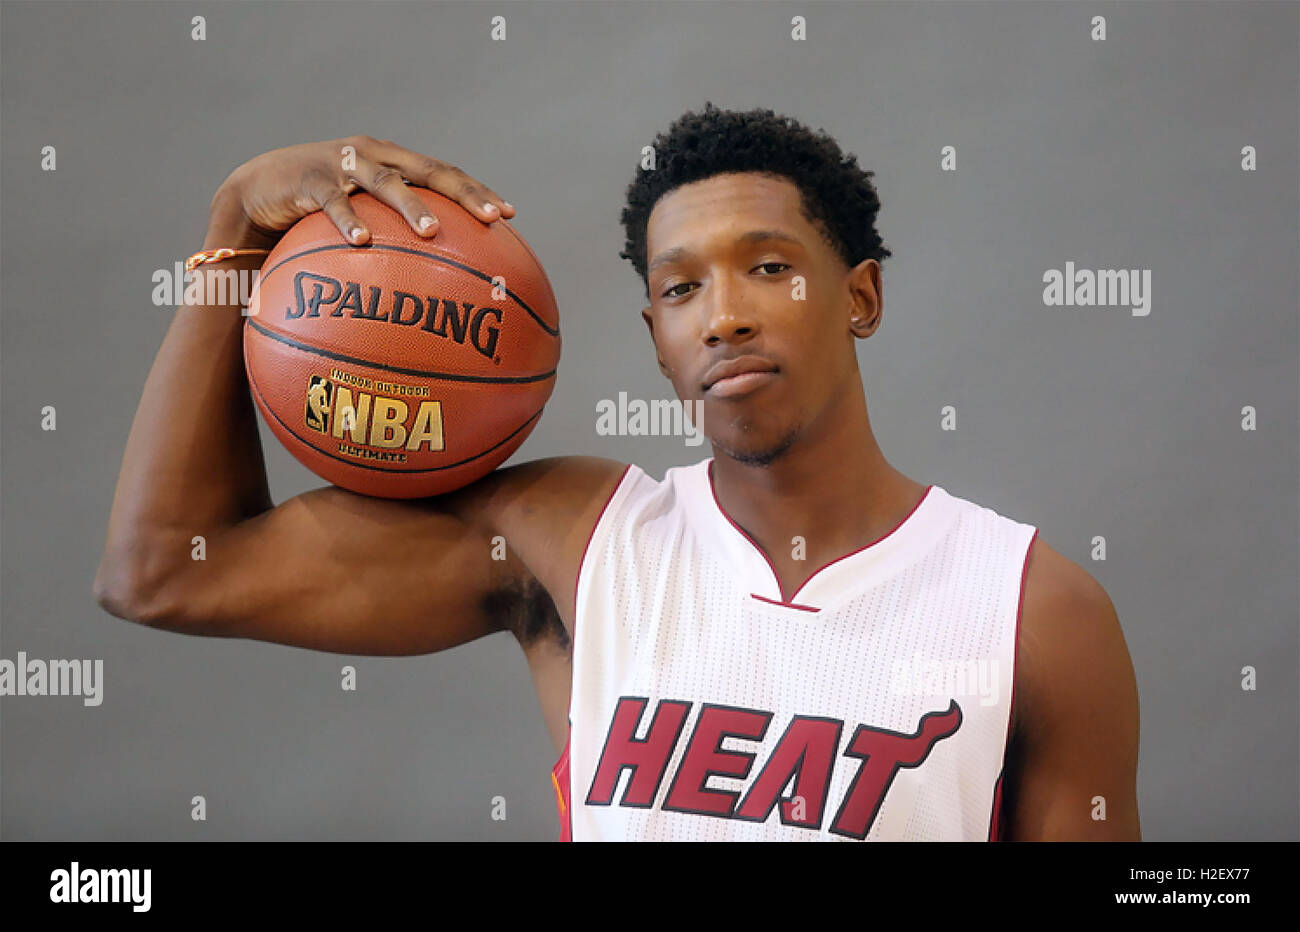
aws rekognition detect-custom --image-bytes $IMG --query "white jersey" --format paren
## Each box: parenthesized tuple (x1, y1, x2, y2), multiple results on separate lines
(549, 458, 1038, 841)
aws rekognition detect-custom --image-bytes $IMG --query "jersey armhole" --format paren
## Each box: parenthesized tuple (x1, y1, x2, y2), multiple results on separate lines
(989, 525, 1039, 841)
(551, 463, 636, 840)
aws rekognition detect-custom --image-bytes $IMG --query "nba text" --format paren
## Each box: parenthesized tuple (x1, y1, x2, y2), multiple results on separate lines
(304, 370, 444, 460)
(586, 697, 963, 838)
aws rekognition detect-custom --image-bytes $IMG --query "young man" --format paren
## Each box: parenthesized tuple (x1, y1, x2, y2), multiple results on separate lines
(95, 104, 1140, 841)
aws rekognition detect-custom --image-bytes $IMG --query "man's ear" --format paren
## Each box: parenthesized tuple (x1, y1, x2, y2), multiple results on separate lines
(641, 305, 672, 378)
(848, 259, 883, 339)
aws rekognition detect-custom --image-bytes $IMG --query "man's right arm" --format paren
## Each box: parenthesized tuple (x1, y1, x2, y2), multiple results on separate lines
(93, 137, 623, 656)
(102, 483, 525, 656)
(99, 464, 619, 656)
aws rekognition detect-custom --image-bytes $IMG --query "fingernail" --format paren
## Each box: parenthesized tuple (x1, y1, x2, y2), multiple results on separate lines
(483, 203, 499, 215)
(503, 201, 514, 212)
(350, 226, 364, 241)
(418, 215, 436, 232)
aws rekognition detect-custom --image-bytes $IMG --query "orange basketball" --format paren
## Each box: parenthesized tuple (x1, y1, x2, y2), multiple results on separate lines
(243, 188, 560, 498)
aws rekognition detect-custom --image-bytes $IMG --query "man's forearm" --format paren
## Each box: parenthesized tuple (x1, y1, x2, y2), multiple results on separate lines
(95, 209, 277, 613)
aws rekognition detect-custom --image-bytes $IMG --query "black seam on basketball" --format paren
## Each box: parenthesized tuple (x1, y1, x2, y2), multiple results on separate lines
(246, 367, 545, 475)
(256, 242, 560, 337)
(246, 317, 556, 384)
(498, 220, 549, 278)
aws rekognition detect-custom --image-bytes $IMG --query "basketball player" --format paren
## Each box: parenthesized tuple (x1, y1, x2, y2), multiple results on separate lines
(95, 104, 1140, 841)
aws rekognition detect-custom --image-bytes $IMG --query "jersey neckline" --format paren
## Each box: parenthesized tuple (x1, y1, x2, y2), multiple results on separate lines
(683, 458, 957, 612)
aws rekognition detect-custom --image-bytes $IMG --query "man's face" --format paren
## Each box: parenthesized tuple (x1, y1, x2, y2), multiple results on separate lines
(641, 172, 881, 466)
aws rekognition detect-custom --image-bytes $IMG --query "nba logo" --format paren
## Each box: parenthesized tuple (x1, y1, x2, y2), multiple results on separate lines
(304, 376, 333, 433)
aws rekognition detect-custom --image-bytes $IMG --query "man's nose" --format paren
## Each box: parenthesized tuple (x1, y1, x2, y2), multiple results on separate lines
(702, 274, 758, 345)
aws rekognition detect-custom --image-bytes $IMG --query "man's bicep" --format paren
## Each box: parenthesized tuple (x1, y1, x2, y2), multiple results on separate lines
(1006, 543, 1141, 841)
(150, 485, 522, 656)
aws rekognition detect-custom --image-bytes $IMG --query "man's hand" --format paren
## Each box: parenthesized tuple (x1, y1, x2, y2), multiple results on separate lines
(204, 135, 516, 251)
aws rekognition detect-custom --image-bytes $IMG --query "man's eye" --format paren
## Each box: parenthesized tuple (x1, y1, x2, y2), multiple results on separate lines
(661, 265, 787, 298)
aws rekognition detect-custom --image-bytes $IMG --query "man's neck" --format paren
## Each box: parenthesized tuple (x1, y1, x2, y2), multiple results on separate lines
(709, 389, 928, 579)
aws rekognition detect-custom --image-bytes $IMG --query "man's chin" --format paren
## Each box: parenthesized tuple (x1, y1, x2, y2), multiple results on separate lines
(709, 427, 800, 468)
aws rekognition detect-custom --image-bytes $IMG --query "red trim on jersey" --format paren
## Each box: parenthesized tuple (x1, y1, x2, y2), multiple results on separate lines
(988, 772, 1005, 842)
(555, 462, 633, 842)
(706, 459, 934, 608)
(749, 592, 820, 613)
(989, 527, 1038, 841)
(551, 734, 573, 842)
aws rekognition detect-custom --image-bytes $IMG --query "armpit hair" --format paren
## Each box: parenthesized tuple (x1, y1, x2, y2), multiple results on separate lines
(480, 572, 570, 653)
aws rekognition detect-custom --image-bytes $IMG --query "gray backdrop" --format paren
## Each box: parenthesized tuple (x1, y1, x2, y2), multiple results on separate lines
(1, 0, 1295, 841)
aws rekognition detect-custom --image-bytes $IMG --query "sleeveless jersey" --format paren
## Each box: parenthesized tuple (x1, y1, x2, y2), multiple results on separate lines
(549, 458, 1039, 841)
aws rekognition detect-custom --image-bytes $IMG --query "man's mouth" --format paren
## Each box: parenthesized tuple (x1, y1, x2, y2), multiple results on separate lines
(702, 355, 779, 398)
(706, 369, 779, 399)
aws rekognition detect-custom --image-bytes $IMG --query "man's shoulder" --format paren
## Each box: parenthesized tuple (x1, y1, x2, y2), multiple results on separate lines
(451, 455, 632, 522)
(1002, 536, 1141, 839)
(488, 455, 711, 516)
(1014, 536, 1126, 738)
(1021, 537, 1117, 636)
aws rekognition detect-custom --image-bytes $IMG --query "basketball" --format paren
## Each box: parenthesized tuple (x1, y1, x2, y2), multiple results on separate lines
(243, 187, 560, 499)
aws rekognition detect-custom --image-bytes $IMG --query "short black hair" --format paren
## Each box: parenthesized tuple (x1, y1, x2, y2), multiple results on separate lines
(619, 102, 892, 299)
